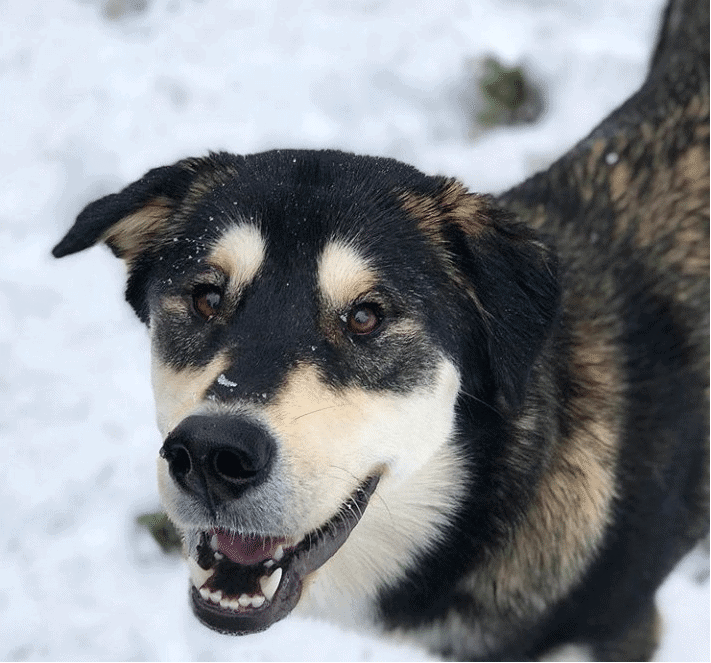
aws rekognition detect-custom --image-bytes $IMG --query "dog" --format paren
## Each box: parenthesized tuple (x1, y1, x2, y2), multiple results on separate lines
(52, 0, 708, 659)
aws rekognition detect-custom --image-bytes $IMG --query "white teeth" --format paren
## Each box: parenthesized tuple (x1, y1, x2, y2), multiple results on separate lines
(219, 596, 241, 610)
(235, 593, 267, 608)
(259, 567, 282, 602)
(200, 585, 272, 610)
(188, 556, 215, 588)
(193, 537, 282, 610)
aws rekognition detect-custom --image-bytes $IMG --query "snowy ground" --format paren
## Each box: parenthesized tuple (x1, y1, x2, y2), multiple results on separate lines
(1, 0, 708, 660)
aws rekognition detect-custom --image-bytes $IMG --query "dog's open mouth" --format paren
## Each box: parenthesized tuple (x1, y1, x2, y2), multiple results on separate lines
(186, 475, 380, 634)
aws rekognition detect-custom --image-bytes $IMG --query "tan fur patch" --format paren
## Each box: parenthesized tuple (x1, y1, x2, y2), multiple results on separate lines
(272, 360, 468, 625)
(398, 180, 490, 241)
(317, 240, 378, 309)
(174, 159, 242, 219)
(160, 295, 189, 316)
(398, 188, 461, 289)
(151, 351, 229, 436)
(605, 92, 710, 286)
(187, 162, 240, 200)
(208, 224, 267, 292)
(677, 144, 707, 184)
(579, 138, 609, 202)
(609, 160, 632, 204)
(101, 197, 173, 262)
(398, 182, 494, 319)
(528, 203, 548, 229)
(263, 359, 462, 540)
(465, 319, 620, 621)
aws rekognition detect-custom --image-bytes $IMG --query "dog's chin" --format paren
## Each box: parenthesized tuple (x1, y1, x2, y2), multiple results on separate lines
(183, 475, 380, 635)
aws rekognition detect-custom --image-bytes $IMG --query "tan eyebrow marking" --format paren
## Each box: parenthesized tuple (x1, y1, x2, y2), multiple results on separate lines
(208, 224, 267, 291)
(317, 239, 378, 309)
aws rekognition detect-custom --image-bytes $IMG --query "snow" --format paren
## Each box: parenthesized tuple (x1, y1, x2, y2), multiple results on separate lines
(1, 0, 708, 660)
(217, 374, 239, 389)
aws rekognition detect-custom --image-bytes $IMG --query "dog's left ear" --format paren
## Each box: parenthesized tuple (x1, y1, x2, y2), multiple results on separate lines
(52, 161, 198, 262)
(404, 179, 560, 410)
(53, 158, 213, 323)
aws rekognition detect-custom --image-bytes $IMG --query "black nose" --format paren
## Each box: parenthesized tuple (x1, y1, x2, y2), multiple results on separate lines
(160, 415, 274, 503)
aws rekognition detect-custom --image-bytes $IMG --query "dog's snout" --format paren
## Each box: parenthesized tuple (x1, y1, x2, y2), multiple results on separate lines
(160, 415, 274, 501)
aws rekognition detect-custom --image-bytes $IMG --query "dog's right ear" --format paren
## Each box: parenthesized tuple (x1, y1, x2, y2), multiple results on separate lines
(52, 162, 197, 263)
(400, 177, 560, 411)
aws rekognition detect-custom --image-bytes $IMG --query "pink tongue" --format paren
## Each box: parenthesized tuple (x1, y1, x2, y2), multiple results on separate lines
(213, 530, 287, 565)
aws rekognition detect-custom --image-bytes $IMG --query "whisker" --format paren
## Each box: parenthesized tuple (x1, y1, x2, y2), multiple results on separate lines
(458, 389, 503, 417)
(325, 464, 394, 522)
(292, 405, 341, 423)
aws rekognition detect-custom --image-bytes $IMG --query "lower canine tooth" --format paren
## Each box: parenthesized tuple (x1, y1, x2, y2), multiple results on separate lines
(199, 587, 210, 600)
(259, 567, 283, 602)
(251, 595, 265, 608)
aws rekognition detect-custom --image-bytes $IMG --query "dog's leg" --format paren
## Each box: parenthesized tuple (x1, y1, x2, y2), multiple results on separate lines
(591, 602, 662, 662)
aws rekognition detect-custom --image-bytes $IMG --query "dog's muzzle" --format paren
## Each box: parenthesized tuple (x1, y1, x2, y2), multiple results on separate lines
(158, 414, 380, 635)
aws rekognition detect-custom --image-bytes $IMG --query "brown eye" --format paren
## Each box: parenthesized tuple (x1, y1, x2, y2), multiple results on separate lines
(346, 304, 382, 335)
(192, 286, 223, 321)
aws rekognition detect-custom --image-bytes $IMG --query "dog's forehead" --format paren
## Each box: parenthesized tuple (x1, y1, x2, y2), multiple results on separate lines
(204, 220, 376, 307)
(183, 159, 441, 292)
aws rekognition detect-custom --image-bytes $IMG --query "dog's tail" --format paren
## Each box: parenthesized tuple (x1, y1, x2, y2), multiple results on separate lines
(649, 0, 709, 78)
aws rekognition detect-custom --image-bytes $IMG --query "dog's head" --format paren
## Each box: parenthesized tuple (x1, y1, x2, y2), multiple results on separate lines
(53, 150, 558, 634)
